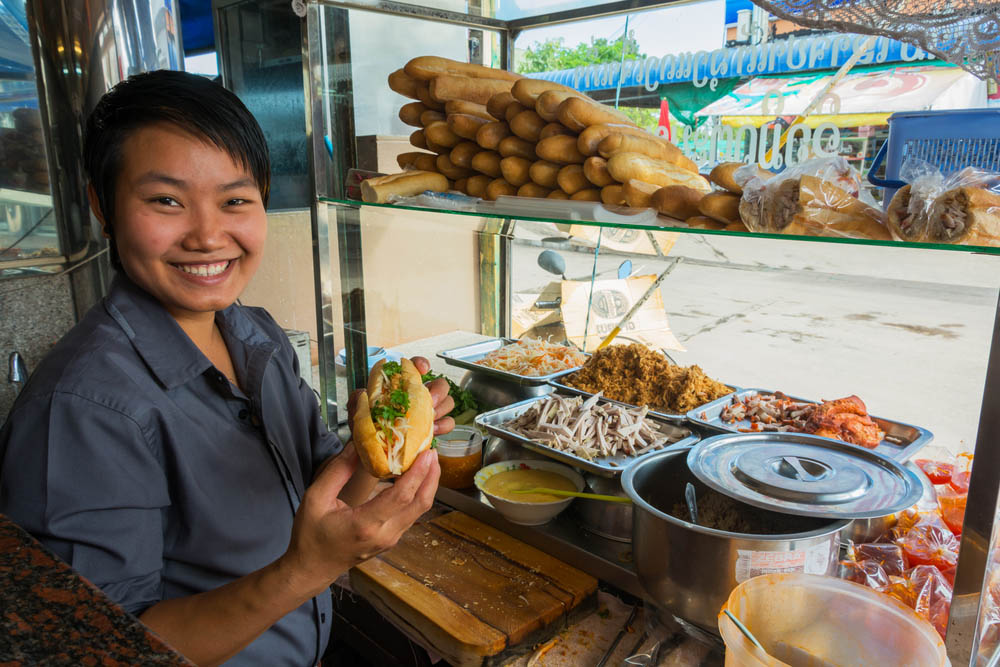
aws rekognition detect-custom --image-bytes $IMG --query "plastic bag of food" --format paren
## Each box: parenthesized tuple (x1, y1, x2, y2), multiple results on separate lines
(907, 565, 953, 639)
(924, 167, 1000, 246)
(739, 156, 889, 240)
(886, 158, 946, 242)
(897, 522, 960, 571)
(893, 507, 947, 539)
(842, 558, 891, 590)
(937, 484, 967, 535)
(915, 458, 954, 486)
(849, 543, 908, 577)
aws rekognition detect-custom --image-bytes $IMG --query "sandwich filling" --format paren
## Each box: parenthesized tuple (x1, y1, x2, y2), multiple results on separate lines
(369, 361, 409, 474)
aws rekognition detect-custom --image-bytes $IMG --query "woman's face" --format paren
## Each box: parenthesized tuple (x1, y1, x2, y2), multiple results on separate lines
(110, 122, 267, 321)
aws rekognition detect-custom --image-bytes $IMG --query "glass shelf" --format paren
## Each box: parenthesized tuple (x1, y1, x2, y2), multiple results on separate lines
(319, 196, 1000, 256)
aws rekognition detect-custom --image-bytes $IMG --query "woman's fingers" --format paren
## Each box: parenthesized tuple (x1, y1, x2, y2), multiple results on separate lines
(411, 356, 431, 376)
(433, 416, 456, 436)
(434, 395, 456, 420)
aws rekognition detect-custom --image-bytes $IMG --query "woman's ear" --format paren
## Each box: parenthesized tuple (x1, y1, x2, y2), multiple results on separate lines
(87, 183, 111, 238)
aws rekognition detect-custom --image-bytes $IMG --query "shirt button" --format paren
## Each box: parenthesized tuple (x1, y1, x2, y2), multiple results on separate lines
(238, 409, 249, 420)
(214, 372, 226, 384)
(250, 415, 261, 427)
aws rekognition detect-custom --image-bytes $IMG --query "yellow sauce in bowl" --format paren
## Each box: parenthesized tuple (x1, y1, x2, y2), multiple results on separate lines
(481, 469, 577, 503)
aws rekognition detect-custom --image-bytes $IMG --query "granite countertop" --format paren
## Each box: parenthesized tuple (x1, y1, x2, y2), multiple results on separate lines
(0, 513, 192, 665)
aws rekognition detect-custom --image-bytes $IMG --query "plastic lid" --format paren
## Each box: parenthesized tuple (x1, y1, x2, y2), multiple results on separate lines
(686, 432, 923, 519)
(436, 425, 484, 456)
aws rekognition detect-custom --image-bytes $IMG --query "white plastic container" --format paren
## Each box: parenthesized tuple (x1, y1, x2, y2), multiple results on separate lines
(719, 573, 948, 667)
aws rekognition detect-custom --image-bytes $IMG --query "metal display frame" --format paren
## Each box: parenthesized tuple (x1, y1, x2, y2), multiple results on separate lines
(293, 1, 1000, 663)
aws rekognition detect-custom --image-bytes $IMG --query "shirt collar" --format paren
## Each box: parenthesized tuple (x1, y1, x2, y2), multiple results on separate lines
(103, 274, 274, 391)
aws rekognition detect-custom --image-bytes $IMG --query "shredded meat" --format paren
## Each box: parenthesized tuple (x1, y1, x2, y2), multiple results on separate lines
(565, 344, 731, 414)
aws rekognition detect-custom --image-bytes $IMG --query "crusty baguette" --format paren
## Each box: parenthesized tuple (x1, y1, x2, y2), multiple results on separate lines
(601, 184, 626, 206)
(571, 188, 601, 202)
(361, 170, 448, 203)
(598, 134, 697, 174)
(583, 156, 616, 188)
(539, 122, 574, 140)
(475, 121, 510, 151)
(536, 135, 585, 164)
(556, 164, 589, 196)
(535, 90, 586, 122)
(685, 215, 728, 230)
(529, 160, 561, 189)
(510, 110, 546, 143)
(547, 190, 569, 200)
(579, 123, 655, 156)
(436, 154, 472, 181)
(512, 78, 582, 109)
(500, 156, 533, 187)
(388, 69, 421, 99)
(485, 178, 517, 201)
(424, 120, 461, 148)
(399, 102, 428, 127)
(404, 56, 522, 82)
(557, 96, 635, 133)
(415, 82, 443, 110)
(449, 141, 480, 169)
(410, 153, 438, 172)
(430, 75, 515, 105)
(470, 150, 502, 178)
(466, 174, 492, 198)
(487, 92, 516, 121)
(424, 138, 452, 155)
(498, 135, 537, 160)
(419, 109, 446, 127)
(709, 162, 745, 195)
(607, 152, 711, 193)
(410, 129, 427, 150)
(623, 179, 660, 209)
(453, 177, 468, 194)
(517, 183, 552, 198)
(397, 151, 434, 170)
(445, 100, 493, 121)
(448, 113, 491, 140)
(651, 185, 704, 220)
(698, 191, 742, 224)
(505, 102, 528, 124)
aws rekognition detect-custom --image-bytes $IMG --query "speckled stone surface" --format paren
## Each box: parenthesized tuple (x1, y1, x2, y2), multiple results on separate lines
(0, 514, 192, 665)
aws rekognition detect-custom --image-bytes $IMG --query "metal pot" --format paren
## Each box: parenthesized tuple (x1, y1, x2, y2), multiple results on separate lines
(622, 449, 850, 633)
(460, 371, 553, 412)
(574, 474, 633, 542)
(841, 459, 936, 544)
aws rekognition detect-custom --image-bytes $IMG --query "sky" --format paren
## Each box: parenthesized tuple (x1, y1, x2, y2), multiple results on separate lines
(513, 0, 727, 64)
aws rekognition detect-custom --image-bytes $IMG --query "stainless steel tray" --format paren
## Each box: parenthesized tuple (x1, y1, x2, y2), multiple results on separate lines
(686, 388, 933, 462)
(475, 391, 700, 477)
(437, 337, 585, 387)
(548, 380, 739, 423)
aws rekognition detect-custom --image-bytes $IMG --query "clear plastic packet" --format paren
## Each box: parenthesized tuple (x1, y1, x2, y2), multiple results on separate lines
(739, 157, 889, 240)
(848, 542, 908, 577)
(841, 558, 891, 590)
(925, 166, 1000, 246)
(886, 158, 945, 242)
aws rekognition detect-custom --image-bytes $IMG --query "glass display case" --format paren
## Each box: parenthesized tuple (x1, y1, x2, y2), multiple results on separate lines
(297, 1, 1000, 663)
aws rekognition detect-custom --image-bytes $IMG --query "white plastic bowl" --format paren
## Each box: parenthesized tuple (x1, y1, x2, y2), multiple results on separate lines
(474, 459, 585, 525)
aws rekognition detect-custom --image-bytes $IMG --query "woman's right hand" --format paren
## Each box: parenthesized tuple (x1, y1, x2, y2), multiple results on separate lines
(281, 444, 440, 597)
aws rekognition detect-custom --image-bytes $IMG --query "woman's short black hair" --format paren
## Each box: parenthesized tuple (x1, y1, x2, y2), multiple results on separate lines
(83, 69, 270, 268)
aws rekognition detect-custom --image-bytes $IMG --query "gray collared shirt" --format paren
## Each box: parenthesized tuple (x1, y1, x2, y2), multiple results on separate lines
(0, 276, 340, 665)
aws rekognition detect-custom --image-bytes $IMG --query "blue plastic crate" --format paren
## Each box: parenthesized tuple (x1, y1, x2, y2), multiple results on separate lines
(868, 109, 1000, 208)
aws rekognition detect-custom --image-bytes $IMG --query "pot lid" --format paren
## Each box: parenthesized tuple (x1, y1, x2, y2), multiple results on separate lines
(686, 432, 923, 519)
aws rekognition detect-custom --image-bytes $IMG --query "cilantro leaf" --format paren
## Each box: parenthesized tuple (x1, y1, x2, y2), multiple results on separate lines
(382, 361, 402, 377)
(421, 371, 479, 418)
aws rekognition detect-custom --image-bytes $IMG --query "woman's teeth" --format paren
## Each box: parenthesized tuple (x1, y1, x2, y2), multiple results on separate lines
(177, 261, 230, 277)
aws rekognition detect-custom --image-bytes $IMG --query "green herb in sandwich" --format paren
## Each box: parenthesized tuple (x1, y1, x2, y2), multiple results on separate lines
(421, 371, 480, 424)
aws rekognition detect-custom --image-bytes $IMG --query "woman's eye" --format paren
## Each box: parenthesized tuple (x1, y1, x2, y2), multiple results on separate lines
(225, 198, 250, 207)
(151, 196, 179, 206)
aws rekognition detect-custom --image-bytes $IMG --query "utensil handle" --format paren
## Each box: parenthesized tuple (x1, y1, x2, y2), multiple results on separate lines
(512, 488, 632, 503)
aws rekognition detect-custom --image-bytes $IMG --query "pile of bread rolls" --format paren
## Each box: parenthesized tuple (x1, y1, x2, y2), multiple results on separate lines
(361, 55, 717, 209)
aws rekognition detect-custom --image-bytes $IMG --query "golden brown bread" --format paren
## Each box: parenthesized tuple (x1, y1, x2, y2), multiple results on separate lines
(361, 171, 449, 203)
(510, 110, 546, 142)
(927, 186, 1000, 246)
(486, 92, 516, 121)
(651, 185, 704, 220)
(601, 184, 626, 206)
(410, 129, 427, 150)
(449, 141, 480, 169)
(578, 123, 653, 156)
(536, 135, 585, 164)
(466, 174, 492, 198)
(404, 56, 521, 81)
(453, 177, 468, 194)
(571, 188, 601, 202)
(470, 151, 502, 178)
(556, 164, 589, 195)
(444, 100, 493, 120)
(410, 153, 438, 172)
(424, 120, 461, 148)
(448, 113, 491, 140)
(485, 178, 517, 201)
(685, 215, 728, 230)
(498, 136, 537, 160)
(517, 183, 552, 198)
(511, 78, 582, 109)
(547, 190, 570, 200)
(419, 109, 446, 127)
(606, 152, 711, 193)
(430, 75, 516, 105)
(500, 156, 533, 187)
(415, 82, 443, 110)
(388, 69, 421, 99)
(539, 122, 574, 140)
(535, 90, 586, 122)
(475, 121, 510, 151)
(424, 138, 452, 155)
(397, 151, 433, 170)
(436, 154, 472, 181)
(598, 134, 698, 174)
(529, 160, 561, 189)
(583, 157, 616, 188)
(698, 191, 742, 224)
(557, 97, 635, 133)
(623, 180, 660, 209)
(504, 102, 528, 124)
(709, 162, 745, 195)
(399, 102, 428, 127)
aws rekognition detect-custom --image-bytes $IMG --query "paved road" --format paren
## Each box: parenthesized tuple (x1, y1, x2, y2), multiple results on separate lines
(511, 223, 1000, 456)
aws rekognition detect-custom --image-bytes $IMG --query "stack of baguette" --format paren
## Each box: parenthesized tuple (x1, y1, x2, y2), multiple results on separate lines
(362, 55, 711, 206)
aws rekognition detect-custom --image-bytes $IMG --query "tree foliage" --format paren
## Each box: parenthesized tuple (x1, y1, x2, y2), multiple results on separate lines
(516, 34, 645, 74)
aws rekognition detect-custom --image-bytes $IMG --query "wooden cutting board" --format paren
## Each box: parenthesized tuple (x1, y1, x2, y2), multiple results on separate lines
(350, 511, 598, 667)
